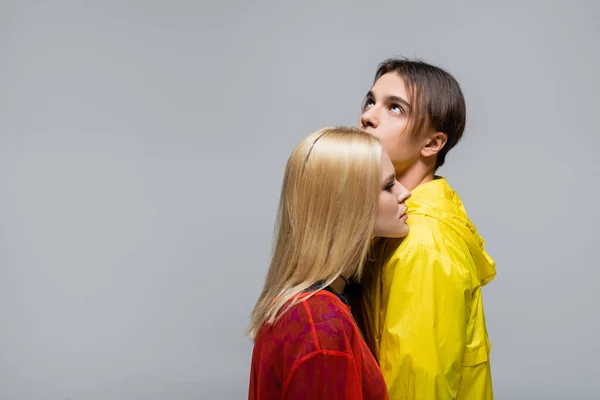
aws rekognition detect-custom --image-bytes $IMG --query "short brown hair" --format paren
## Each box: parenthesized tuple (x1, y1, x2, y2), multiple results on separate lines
(374, 58, 466, 169)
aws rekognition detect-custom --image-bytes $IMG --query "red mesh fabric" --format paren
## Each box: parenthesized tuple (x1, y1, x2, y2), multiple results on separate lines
(249, 291, 388, 400)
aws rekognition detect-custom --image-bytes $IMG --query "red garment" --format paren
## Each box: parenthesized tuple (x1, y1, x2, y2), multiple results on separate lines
(249, 290, 389, 400)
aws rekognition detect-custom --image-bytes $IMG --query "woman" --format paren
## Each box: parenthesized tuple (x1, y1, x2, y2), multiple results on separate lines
(247, 127, 411, 400)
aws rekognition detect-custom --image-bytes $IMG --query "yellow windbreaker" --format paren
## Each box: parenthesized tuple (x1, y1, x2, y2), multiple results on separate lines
(365, 177, 496, 400)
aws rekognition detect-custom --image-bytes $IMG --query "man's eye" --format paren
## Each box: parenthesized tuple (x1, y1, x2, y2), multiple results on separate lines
(390, 104, 403, 114)
(363, 99, 375, 110)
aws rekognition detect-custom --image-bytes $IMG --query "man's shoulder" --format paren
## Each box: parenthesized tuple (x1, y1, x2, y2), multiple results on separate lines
(382, 216, 472, 273)
(401, 214, 465, 252)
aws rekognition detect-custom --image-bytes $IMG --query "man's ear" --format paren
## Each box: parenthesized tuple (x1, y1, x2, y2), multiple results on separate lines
(421, 131, 447, 157)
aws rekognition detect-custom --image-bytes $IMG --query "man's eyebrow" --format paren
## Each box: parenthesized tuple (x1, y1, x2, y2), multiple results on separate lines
(385, 95, 411, 110)
(365, 91, 412, 110)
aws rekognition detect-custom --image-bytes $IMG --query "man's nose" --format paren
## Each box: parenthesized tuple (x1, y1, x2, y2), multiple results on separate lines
(360, 108, 379, 129)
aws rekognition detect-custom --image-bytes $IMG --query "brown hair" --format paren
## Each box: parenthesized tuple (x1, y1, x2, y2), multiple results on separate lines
(374, 58, 466, 169)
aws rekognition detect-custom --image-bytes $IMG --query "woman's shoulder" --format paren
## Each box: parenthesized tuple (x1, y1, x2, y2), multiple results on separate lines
(299, 291, 358, 348)
(259, 290, 356, 352)
(302, 290, 352, 319)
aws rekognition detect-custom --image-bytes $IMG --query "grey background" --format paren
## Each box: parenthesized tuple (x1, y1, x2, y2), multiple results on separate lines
(1, 0, 598, 399)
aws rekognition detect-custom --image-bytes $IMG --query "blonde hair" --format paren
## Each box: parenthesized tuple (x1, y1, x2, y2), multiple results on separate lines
(247, 127, 383, 339)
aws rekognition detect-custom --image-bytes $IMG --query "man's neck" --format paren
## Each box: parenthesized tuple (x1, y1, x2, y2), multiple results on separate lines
(397, 159, 436, 191)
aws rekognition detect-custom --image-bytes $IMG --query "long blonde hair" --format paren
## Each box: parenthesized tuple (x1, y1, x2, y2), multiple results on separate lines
(247, 127, 383, 339)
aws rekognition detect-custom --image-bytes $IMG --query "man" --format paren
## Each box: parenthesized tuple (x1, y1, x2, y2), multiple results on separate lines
(358, 58, 496, 399)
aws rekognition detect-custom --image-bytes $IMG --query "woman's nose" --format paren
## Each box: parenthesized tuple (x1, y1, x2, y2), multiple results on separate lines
(397, 185, 411, 203)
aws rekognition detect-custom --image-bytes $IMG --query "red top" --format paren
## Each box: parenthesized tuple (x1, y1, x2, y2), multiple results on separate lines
(248, 290, 389, 400)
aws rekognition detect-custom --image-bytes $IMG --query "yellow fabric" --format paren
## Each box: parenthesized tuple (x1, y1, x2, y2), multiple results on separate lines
(366, 177, 496, 400)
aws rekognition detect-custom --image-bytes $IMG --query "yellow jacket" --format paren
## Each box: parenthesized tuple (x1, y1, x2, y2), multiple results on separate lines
(365, 177, 496, 400)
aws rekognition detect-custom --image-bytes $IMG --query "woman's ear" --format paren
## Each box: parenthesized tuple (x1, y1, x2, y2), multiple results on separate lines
(421, 131, 448, 157)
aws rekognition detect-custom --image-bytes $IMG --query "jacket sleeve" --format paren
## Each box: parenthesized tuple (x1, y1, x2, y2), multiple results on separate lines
(284, 351, 362, 400)
(378, 244, 471, 400)
(456, 283, 493, 400)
